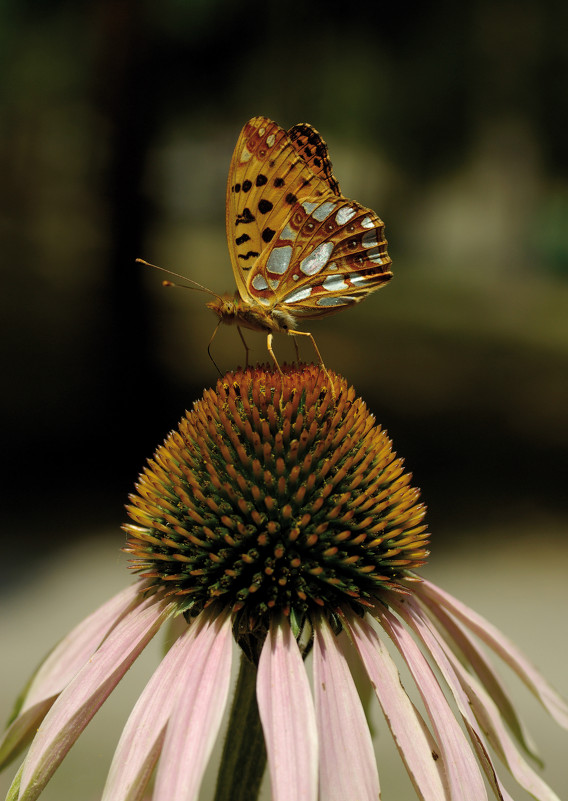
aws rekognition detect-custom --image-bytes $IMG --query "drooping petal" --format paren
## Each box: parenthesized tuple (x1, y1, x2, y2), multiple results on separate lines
(4, 762, 23, 801)
(417, 587, 541, 764)
(342, 613, 447, 801)
(257, 617, 318, 801)
(456, 650, 561, 800)
(102, 621, 200, 801)
(417, 579, 568, 728)
(402, 598, 562, 801)
(17, 596, 171, 801)
(0, 584, 141, 770)
(374, 604, 487, 800)
(152, 610, 233, 801)
(391, 595, 517, 801)
(313, 618, 380, 801)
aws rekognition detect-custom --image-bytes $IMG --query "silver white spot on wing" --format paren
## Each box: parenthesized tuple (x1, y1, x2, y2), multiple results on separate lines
(362, 230, 379, 248)
(312, 201, 337, 221)
(241, 146, 252, 163)
(266, 134, 275, 147)
(299, 242, 334, 276)
(283, 286, 313, 304)
(322, 275, 349, 291)
(367, 247, 388, 264)
(316, 295, 358, 307)
(335, 206, 356, 224)
(266, 246, 293, 274)
(302, 201, 318, 214)
(268, 278, 281, 290)
(361, 216, 374, 229)
(252, 274, 269, 291)
(279, 224, 295, 242)
(348, 272, 373, 285)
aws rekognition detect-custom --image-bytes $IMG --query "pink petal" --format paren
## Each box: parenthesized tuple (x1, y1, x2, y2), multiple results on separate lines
(17, 596, 171, 801)
(153, 610, 233, 801)
(417, 579, 568, 728)
(102, 622, 199, 801)
(404, 595, 562, 801)
(0, 584, 140, 770)
(391, 595, 515, 801)
(257, 617, 318, 801)
(313, 618, 380, 801)
(447, 645, 561, 801)
(342, 613, 446, 801)
(417, 587, 541, 764)
(374, 604, 487, 800)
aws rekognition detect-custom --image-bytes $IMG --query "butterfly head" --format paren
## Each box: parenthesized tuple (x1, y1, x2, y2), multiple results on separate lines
(206, 292, 240, 322)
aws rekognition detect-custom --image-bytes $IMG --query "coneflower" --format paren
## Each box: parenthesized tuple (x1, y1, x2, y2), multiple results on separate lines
(2, 365, 566, 801)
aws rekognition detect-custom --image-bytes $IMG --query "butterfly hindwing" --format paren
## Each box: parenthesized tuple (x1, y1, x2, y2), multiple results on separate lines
(226, 117, 392, 319)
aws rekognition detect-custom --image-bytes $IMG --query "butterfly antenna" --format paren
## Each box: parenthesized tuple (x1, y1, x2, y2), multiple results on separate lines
(136, 258, 224, 303)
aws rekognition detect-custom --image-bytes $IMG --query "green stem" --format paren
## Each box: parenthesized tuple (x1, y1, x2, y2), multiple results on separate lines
(213, 652, 267, 801)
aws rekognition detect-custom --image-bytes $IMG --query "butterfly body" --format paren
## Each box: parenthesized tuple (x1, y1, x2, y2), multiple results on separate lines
(206, 292, 296, 336)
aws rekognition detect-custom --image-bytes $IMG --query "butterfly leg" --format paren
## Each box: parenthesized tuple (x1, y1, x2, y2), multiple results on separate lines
(266, 333, 287, 408)
(291, 335, 301, 363)
(287, 329, 335, 399)
(207, 319, 223, 377)
(266, 333, 284, 376)
(237, 326, 251, 368)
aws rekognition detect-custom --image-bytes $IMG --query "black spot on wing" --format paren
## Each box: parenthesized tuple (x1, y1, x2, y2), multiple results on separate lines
(237, 250, 260, 261)
(256, 174, 268, 187)
(235, 233, 250, 245)
(236, 208, 255, 225)
(258, 199, 273, 214)
(262, 228, 276, 243)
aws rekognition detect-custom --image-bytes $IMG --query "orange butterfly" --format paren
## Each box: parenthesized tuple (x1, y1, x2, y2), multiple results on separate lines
(141, 116, 392, 376)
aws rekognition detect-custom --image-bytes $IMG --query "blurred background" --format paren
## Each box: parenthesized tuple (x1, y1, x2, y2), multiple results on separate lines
(1, 0, 566, 799)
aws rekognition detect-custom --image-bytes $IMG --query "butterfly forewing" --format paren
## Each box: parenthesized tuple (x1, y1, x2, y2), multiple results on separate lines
(226, 116, 392, 320)
(287, 123, 341, 196)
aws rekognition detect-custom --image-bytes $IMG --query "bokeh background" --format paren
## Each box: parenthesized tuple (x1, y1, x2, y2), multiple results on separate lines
(1, 1, 567, 799)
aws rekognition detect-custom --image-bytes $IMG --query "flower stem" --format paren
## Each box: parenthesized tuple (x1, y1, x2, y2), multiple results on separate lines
(213, 651, 267, 801)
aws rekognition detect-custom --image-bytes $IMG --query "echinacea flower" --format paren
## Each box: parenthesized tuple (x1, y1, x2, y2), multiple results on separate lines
(1, 364, 567, 801)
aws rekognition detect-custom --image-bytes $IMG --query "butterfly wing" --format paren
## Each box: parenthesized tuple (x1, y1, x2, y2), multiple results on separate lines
(226, 117, 392, 320)
(287, 122, 341, 196)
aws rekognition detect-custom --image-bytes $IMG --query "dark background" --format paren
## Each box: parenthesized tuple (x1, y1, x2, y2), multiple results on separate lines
(2, 0, 566, 561)
(1, 2, 567, 798)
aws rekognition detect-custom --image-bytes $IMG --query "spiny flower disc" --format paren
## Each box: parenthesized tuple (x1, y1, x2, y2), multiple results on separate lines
(124, 365, 429, 643)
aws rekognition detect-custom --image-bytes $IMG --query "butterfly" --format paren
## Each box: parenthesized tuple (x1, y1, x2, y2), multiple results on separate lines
(140, 116, 392, 378)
